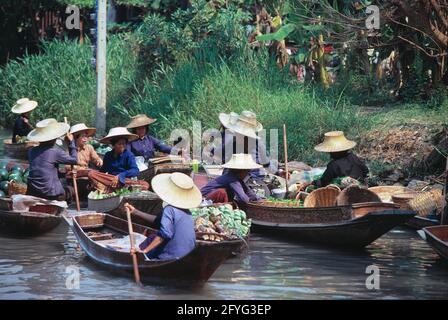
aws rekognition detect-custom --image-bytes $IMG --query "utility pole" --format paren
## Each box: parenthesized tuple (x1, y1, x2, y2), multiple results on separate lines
(95, 0, 107, 135)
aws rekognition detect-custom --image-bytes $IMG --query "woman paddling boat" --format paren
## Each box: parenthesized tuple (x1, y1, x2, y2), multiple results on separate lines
(11, 98, 38, 143)
(26, 118, 77, 201)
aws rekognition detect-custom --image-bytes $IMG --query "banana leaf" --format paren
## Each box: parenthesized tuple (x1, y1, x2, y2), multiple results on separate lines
(256, 24, 296, 42)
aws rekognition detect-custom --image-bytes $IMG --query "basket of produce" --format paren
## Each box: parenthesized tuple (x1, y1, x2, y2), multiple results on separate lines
(368, 186, 412, 203)
(0, 162, 29, 197)
(88, 188, 136, 212)
(304, 187, 340, 208)
(392, 192, 419, 209)
(336, 185, 381, 206)
(8, 180, 27, 196)
(190, 204, 251, 241)
(408, 191, 438, 217)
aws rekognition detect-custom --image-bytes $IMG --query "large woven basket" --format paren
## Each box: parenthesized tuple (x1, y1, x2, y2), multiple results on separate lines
(336, 185, 381, 206)
(368, 186, 411, 203)
(392, 192, 419, 209)
(303, 187, 340, 208)
(408, 191, 439, 216)
(8, 180, 27, 196)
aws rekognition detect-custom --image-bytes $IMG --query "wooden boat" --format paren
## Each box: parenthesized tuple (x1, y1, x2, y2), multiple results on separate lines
(107, 192, 163, 225)
(72, 213, 244, 284)
(0, 198, 64, 237)
(138, 162, 192, 184)
(245, 201, 415, 248)
(3, 139, 38, 160)
(405, 216, 440, 230)
(423, 225, 448, 261)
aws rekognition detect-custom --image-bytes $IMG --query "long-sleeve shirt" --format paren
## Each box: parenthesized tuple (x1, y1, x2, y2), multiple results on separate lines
(12, 116, 33, 143)
(27, 140, 78, 197)
(100, 149, 139, 184)
(200, 171, 260, 204)
(140, 205, 195, 260)
(314, 152, 369, 187)
(126, 134, 172, 161)
(65, 143, 102, 171)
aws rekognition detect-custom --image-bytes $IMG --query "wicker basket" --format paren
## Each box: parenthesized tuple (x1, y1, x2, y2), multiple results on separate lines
(303, 187, 340, 208)
(336, 185, 381, 206)
(392, 192, 419, 209)
(77, 213, 105, 227)
(430, 189, 443, 213)
(408, 191, 438, 217)
(8, 180, 27, 196)
(368, 186, 411, 203)
(326, 184, 341, 192)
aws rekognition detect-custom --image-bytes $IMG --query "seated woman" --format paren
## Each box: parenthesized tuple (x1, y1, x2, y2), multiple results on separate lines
(201, 153, 262, 207)
(126, 114, 174, 161)
(306, 131, 369, 188)
(100, 127, 139, 188)
(11, 98, 38, 143)
(68, 123, 103, 170)
(128, 172, 202, 260)
(26, 118, 77, 201)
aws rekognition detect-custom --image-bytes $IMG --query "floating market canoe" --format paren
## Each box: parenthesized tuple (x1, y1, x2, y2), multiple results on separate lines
(107, 192, 163, 225)
(3, 139, 38, 160)
(422, 225, 448, 261)
(72, 213, 244, 284)
(0, 198, 64, 236)
(245, 201, 415, 248)
(404, 216, 440, 230)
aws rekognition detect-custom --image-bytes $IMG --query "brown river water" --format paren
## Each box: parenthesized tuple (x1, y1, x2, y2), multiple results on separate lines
(0, 130, 448, 300)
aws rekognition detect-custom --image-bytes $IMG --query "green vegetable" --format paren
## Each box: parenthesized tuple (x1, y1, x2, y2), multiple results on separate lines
(0, 169, 9, 181)
(0, 162, 8, 170)
(0, 181, 10, 192)
(10, 165, 25, 174)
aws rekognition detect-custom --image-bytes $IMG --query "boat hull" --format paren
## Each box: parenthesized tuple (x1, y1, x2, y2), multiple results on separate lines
(0, 210, 62, 237)
(3, 139, 38, 160)
(405, 216, 440, 230)
(423, 226, 448, 261)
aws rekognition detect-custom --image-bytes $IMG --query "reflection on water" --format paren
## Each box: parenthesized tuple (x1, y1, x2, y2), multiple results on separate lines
(0, 128, 447, 299)
(0, 224, 447, 300)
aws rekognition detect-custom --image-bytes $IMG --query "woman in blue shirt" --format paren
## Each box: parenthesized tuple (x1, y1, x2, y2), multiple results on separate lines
(100, 127, 139, 188)
(128, 172, 202, 260)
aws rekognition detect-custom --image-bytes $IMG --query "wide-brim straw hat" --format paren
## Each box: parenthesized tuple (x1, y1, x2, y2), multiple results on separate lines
(11, 98, 38, 114)
(222, 153, 262, 170)
(151, 172, 202, 209)
(27, 118, 70, 142)
(219, 111, 263, 140)
(70, 123, 96, 137)
(126, 114, 157, 129)
(314, 131, 357, 153)
(100, 127, 138, 144)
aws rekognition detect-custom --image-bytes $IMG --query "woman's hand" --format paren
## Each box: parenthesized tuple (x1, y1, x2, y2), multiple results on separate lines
(130, 247, 142, 255)
(111, 176, 120, 188)
(66, 132, 74, 142)
(96, 159, 103, 167)
(124, 203, 136, 214)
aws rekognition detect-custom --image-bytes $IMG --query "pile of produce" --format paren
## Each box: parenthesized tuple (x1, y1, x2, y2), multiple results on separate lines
(263, 197, 304, 207)
(0, 162, 28, 197)
(190, 204, 251, 241)
(87, 140, 112, 156)
(88, 187, 136, 200)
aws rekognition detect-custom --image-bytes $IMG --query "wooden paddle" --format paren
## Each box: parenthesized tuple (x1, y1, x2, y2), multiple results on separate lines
(64, 117, 81, 212)
(126, 206, 141, 285)
(283, 124, 289, 195)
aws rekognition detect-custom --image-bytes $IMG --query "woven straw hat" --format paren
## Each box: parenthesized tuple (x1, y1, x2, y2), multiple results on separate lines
(27, 118, 70, 142)
(219, 111, 263, 139)
(70, 123, 96, 137)
(11, 98, 38, 114)
(314, 131, 357, 153)
(151, 172, 202, 209)
(100, 127, 138, 144)
(222, 153, 262, 170)
(126, 114, 157, 129)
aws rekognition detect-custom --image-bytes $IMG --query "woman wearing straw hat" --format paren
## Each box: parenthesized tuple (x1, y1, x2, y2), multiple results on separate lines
(126, 114, 174, 162)
(68, 123, 103, 170)
(302, 131, 369, 189)
(99, 127, 139, 188)
(201, 154, 262, 208)
(211, 111, 272, 178)
(26, 119, 78, 201)
(126, 172, 201, 260)
(11, 98, 38, 143)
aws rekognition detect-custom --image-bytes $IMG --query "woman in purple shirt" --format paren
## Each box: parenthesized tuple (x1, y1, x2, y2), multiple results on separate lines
(99, 127, 139, 188)
(126, 114, 173, 161)
(26, 118, 77, 201)
(129, 172, 202, 260)
(201, 154, 263, 208)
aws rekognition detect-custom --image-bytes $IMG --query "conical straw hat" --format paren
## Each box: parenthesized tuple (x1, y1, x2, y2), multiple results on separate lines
(151, 172, 202, 209)
(219, 111, 263, 139)
(27, 118, 70, 142)
(70, 123, 96, 137)
(314, 131, 357, 153)
(126, 114, 157, 129)
(222, 153, 262, 170)
(11, 98, 38, 114)
(100, 127, 138, 144)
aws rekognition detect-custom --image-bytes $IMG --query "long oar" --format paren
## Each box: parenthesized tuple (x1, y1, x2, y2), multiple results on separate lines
(64, 117, 81, 212)
(126, 206, 141, 285)
(283, 124, 289, 195)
